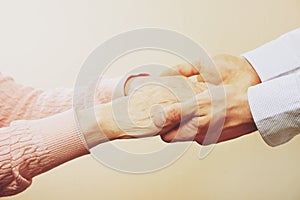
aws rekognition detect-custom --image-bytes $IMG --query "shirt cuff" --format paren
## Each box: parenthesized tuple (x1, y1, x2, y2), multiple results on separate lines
(248, 73, 300, 146)
(242, 28, 300, 82)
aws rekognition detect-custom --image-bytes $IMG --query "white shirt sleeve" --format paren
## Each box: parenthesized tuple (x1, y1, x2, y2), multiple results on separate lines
(242, 28, 300, 146)
(243, 28, 300, 81)
(247, 73, 300, 146)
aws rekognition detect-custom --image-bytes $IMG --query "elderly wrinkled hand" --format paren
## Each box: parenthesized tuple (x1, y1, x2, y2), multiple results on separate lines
(96, 75, 207, 140)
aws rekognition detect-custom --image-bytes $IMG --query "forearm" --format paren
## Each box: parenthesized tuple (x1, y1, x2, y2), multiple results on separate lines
(0, 73, 122, 127)
(0, 109, 89, 197)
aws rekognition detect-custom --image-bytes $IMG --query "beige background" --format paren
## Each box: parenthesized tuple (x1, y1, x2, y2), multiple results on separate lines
(1, 0, 300, 199)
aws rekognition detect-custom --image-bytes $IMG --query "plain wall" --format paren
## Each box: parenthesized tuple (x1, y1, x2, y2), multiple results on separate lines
(1, 0, 300, 199)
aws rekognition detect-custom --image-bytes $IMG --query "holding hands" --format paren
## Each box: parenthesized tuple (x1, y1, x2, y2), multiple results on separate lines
(94, 76, 207, 142)
(95, 54, 262, 146)
(159, 54, 261, 144)
(2, 28, 299, 197)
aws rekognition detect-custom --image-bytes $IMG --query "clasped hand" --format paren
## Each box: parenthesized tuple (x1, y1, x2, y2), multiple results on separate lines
(95, 54, 261, 146)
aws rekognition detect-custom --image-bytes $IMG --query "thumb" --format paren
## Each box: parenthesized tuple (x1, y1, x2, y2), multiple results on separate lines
(151, 100, 198, 128)
(183, 57, 222, 84)
(160, 63, 199, 77)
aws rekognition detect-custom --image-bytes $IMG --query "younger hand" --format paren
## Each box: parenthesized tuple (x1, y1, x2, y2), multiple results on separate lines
(156, 85, 257, 145)
(161, 54, 261, 90)
(158, 54, 261, 144)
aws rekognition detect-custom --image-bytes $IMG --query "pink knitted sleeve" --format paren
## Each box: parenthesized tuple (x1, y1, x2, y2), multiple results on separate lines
(0, 73, 120, 127)
(0, 73, 121, 196)
(0, 110, 89, 196)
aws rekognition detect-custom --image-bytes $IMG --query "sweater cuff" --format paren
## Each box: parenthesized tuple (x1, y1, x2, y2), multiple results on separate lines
(30, 109, 89, 173)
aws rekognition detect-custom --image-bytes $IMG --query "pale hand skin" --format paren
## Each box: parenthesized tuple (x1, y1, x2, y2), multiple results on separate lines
(158, 54, 262, 145)
(92, 76, 207, 142)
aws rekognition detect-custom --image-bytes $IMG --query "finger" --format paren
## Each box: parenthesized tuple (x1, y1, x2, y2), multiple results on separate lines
(124, 74, 150, 95)
(197, 74, 205, 82)
(160, 127, 178, 143)
(196, 65, 222, 84)
(190, 80, 208, 94)
(162, 61, 222, 85)
(151, 89, 212, 128)
(160, 63, 199, 77)
(161, 117, 200, 143)
(188, 58, 223, 84)
(151, 100, 198, 128)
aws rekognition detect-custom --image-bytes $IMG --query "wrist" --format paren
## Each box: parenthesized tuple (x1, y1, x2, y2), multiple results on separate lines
(95, 98, 135, 140)
(240, 90, 258, 131)
(240, 57, 262, 85)
(77, 101, 132, 149)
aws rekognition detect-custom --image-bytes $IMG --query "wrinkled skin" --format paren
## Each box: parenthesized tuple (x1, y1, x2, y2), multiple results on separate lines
(97, 76, 207, 140)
